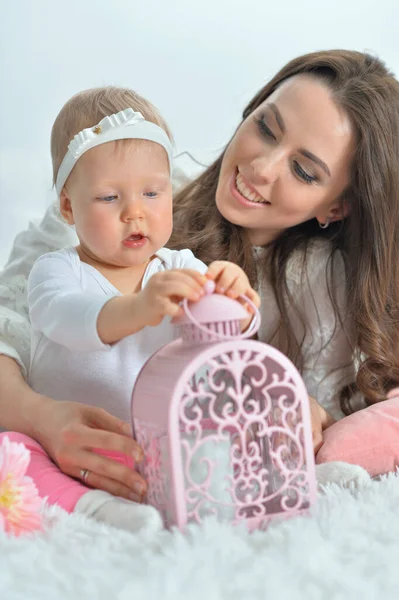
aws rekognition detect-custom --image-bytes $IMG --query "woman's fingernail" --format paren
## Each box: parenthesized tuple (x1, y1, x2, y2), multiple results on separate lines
(217, 287, 225, 294)
(132, 482, 145, 496)
(129, 492, 142, 503)
(122, 423, 132, 436)
(133, 448, 143, 462)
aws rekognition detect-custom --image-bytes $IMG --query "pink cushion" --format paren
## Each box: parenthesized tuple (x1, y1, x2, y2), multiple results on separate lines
(316, 396, 399, 477)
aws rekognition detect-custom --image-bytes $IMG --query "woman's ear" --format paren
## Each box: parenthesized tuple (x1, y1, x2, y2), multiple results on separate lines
(317, 197, 351, 226)
(328, 199, 350, 223)
(60, 189, 75, 225)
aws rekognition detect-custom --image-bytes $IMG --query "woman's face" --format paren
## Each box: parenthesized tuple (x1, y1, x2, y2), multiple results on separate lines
(216, 75, 356, 245)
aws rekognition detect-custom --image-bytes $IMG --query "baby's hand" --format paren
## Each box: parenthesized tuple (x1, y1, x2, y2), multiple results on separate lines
(206, 261, 261, 330)
(138, 269, 206, 327)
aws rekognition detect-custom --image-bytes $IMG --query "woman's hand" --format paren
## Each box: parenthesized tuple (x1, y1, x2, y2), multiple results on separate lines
(34, 396, 147, 502)
(308, 396, 335, 453)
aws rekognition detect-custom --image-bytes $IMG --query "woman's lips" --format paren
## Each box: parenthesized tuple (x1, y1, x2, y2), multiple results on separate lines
(230, 170, 270, 209)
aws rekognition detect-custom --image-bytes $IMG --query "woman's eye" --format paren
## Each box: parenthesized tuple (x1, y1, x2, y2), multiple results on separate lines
(144, 191, 158, 198)
(293, 161, 316, 185)
(98, 195, 117, 202)
(255, 116, 276, 141)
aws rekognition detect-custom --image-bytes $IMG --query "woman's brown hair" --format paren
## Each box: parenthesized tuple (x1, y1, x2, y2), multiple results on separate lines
(170, 50, 399, 413)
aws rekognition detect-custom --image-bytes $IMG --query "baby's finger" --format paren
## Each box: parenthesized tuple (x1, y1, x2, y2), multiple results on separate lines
(210, 265, 242, 294)
(161, 279, 204, 303)
(228, 279, 250, 296)
(178, 269, 207, 288)
(165, 271, 206, 297)
(162, 298, 183, 318)
(229, 286, 260, 312)
(236, 299, 253, 316)
(205, 261, 227, 281)
(225, 274, 254, 300)
(217, 274, 241, 295)
(245, 288, 261, 309)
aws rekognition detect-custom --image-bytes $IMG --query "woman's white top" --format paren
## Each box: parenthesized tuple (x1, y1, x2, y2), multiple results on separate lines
(0, 164, 356, 420)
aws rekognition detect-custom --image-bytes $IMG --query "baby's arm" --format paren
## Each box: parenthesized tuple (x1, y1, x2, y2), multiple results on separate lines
(97, 269, 206, 343)
(98, 258, 262, 344)
(28, 253, 207, 349)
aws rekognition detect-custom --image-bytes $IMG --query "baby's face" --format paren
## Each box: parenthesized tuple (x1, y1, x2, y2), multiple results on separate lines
(61, 139, 173, 268)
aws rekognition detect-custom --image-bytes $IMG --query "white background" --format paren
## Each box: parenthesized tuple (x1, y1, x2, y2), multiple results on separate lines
(0, 0, 397, 266)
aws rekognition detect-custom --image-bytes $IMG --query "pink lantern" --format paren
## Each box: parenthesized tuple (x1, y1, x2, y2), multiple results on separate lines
(131, 282, 316, 531)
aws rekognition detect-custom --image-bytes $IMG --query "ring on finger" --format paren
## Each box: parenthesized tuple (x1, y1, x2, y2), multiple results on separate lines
(80, 469, 90, 484)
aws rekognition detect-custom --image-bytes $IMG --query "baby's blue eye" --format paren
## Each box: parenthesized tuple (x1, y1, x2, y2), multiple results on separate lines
(99, 195, 117, 202)
(145, 191, 158, 198)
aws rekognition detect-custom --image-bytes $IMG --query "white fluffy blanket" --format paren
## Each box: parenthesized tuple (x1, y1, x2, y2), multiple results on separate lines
(2, 471, 399, 600)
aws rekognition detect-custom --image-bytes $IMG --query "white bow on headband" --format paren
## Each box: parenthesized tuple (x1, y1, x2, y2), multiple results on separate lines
(55, 108, 173, 196)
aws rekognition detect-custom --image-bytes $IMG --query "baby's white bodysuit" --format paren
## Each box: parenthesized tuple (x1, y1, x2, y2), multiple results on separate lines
(28, 246, 207, 422)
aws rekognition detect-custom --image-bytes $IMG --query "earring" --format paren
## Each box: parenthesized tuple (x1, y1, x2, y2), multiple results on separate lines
(319, 218, 330, 230)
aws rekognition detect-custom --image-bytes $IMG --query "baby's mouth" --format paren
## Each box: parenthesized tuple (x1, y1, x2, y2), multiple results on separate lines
(126, 234, 145, 241)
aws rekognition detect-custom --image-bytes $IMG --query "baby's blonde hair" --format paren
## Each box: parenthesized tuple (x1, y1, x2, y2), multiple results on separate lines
(51, 86, 172, 185)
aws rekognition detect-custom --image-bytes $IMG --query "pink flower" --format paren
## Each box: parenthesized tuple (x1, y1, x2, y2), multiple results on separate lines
(0, 436, 43, 536)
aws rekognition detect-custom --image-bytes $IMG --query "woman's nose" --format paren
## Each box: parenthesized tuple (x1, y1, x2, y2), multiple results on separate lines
(251, 151, 283, 184)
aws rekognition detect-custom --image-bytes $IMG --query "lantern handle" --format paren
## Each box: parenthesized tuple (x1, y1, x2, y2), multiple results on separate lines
(181, 281, 261, 341)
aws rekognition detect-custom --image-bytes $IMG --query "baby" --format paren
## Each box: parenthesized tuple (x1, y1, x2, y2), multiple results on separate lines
(16, 86, 259, 533)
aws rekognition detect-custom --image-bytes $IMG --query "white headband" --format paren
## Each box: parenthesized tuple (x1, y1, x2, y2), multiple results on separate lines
(55, 108, 173, 196)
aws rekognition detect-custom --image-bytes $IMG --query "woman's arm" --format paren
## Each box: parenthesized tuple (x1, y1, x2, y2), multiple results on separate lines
(0, 355, 47, 435)
(0, 355, 147, 501)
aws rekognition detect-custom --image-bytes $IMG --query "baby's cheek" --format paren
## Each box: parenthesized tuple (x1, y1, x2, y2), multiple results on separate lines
(87, 216, 111, 239)
(86, 207, 112, 231)
(154, 206, 173, 236)
(82, 213, 117, 249)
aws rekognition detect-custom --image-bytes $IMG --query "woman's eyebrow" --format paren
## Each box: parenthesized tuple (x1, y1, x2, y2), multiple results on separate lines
(299, 149, 331, 177)
(268, 103, 331, 177)
(269, 103, 286, 134)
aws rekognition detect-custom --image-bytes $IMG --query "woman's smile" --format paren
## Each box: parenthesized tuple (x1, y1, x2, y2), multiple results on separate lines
(230, 169, 271, 209)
